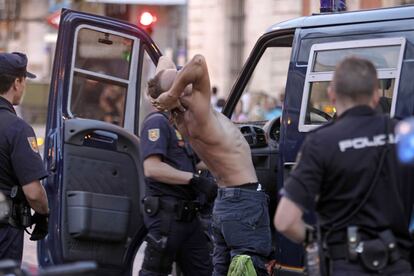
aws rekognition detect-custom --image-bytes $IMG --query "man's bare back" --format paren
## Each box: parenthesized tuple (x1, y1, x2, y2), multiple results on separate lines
(152, 55, 257, 187)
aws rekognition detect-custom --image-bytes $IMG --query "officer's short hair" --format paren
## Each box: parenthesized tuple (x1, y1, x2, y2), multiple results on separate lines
(147, 70, 165, 99)
(331, 56, 378, 102)
(0, 75, 20, 95)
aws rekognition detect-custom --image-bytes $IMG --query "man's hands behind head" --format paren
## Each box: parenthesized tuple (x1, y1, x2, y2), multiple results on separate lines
(151, 92, 186, 112)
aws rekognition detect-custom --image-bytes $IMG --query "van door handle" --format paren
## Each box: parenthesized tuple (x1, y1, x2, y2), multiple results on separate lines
(83, 130, 118, 150)
(47, 130, 58, 172)
(283, 162, 296, 169)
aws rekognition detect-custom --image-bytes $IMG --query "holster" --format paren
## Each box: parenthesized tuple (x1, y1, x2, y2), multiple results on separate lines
(345, 227, 400, 272)
(359, 239, 389, 271)
(9, 199, 31, 229)
(143, 196, 160, 217)
(142, 233, 171, 274)
(145, 232, 168, 250)
(9, 185, 32, 228)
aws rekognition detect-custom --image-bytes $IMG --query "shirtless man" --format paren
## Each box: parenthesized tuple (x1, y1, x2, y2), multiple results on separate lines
(150, 55, 272, 276)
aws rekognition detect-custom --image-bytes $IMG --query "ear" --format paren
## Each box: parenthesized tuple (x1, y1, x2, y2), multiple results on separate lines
(371, 88, 380, 108)
(12, 78, 20, 90)
(327, 85, 336, 106)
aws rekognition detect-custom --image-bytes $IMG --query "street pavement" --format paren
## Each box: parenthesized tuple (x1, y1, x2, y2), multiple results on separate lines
(24, 125, 146, 274)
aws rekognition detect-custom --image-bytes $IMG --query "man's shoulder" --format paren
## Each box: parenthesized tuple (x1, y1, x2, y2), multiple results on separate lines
(0, 112, 28, 133)
(143, 112, 169, 125)
(307, 120, 336, 139)
(140, 112, 173, 140)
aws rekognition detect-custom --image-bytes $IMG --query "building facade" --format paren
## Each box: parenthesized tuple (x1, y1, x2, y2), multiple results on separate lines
(187, 0, 414, 98)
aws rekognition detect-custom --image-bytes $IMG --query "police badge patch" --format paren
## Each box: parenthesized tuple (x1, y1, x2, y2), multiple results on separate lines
(148, 128, 160, 142)
(27, 137, 39, 153)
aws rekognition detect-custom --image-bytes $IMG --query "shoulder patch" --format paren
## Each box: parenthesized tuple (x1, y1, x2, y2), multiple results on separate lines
(148, 128, 160, 142)
(27, 137, 39, 153)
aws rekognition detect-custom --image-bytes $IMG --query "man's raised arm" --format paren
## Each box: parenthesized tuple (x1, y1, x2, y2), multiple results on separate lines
(153, 55, 211, 111)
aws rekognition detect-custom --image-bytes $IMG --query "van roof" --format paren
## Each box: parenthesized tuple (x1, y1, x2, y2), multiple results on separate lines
(267, 4, 414, 33)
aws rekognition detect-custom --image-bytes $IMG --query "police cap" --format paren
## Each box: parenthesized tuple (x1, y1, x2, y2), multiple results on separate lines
(0, 52, 36, 79)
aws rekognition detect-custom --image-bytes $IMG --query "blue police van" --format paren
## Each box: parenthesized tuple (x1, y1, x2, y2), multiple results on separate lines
(39, 5, 414, 275)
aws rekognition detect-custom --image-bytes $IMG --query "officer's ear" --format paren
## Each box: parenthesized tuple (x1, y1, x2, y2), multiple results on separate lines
(13, 77, 25, 89)
(371, 88, 380, 109)
(327, 85, 336, 106)
(11, 78, 19, 91)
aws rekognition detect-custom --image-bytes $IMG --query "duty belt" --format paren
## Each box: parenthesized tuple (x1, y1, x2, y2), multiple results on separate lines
(143, 196, 200, 222)
(327, 242, 409, 262)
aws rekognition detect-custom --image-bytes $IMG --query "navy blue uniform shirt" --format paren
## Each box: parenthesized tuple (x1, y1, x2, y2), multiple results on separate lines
(283, 105, 414, 250)
(0, 97, 48, 195)
(140, 112, 196, 200)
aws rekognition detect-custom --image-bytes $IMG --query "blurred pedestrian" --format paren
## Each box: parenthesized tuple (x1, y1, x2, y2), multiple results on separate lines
(232, 100, 247, 122)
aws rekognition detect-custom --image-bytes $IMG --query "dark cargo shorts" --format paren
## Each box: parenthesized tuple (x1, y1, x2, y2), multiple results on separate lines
(211, 186, 272, 276)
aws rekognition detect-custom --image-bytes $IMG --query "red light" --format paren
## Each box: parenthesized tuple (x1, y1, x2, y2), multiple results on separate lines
(139, 11, 156, 26)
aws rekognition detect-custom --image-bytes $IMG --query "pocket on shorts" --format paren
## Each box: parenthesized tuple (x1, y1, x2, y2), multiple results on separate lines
(213, 212, 242, 225)
(242, 203, 269, 229)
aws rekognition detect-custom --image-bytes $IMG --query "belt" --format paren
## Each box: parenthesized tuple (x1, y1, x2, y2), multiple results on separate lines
(328, 244, 349, 260)
(236, 182, 263, 192)
(158, 198, 200, 212)
(328, 243, 410, 261)
(157, 197, 201, 222)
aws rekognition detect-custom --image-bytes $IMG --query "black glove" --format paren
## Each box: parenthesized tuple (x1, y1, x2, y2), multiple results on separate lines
(190, 174, 217, 203)
(30, 212, 49, 241)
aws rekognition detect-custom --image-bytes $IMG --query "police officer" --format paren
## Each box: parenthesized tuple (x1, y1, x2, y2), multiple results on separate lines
(0, 52, 49, 262)
(139, 58, 214, 276)
(274, 57, 414, 275)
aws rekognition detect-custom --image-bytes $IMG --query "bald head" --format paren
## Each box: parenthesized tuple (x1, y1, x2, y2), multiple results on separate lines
(155, 56, 176, 74)
(147, 56, 178, 99)
(148, 69, 177, 99)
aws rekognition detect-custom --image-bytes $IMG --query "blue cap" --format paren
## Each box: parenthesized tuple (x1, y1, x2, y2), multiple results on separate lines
(0, 52, 36, 79)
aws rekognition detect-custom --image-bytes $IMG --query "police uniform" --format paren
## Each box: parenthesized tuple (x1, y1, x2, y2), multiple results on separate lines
(0, 96, 48, 261)
(282, 105, 414, 275)
(139, 111, 212, 276)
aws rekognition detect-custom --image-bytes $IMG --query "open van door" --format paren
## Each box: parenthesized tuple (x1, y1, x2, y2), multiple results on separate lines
(38, 9, 161, 275)
(223, 28, 305, 274)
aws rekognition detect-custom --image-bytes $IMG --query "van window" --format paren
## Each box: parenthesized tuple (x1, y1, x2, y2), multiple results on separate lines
(313, 45, 401, 72)
(299, 37, 406, 132)
(68, 26, 139, 127)
(232, 36, 293, 123)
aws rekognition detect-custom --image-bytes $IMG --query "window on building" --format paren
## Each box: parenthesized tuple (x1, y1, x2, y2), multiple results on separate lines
(69, 26, 137, 127)
(299, 37, 406, 132)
